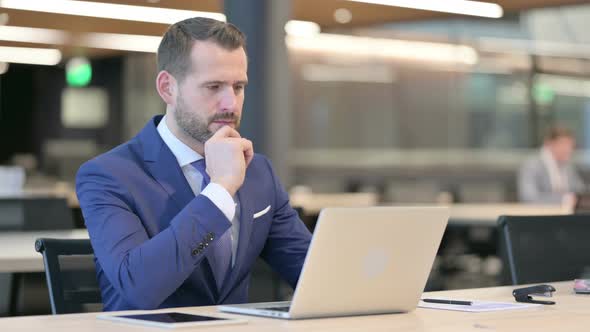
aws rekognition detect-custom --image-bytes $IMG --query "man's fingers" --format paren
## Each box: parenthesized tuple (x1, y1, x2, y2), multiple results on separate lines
(219, 138, 254, 164)
(241, 139, 254, 166)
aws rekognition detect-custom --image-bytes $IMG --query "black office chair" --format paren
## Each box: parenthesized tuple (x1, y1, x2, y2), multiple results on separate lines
(34, 238, 103, 314)
(498, 214, 590, 285)
(1, 198, 75, 315)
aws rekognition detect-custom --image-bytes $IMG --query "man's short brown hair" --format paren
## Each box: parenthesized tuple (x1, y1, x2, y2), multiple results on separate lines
(544, 125, 575, 142)
(157, 17, 246, 82)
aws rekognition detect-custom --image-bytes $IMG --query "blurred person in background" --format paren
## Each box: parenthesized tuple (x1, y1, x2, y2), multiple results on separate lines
(518, 126, 585, 205)
(76, 17, 311, 311)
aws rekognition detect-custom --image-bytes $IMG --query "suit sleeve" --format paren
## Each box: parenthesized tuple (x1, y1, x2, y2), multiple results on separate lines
(76, 160, 231, 309)
(568, 166, 586, 194)
(259, 157, 312, 288)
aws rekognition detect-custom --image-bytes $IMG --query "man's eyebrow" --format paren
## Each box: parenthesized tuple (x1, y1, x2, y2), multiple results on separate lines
(202, 80, 248, 85)
(202, 80, 224, 86)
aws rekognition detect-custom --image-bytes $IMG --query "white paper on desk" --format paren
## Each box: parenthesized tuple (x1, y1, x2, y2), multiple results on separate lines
(418, 300, 541, 312)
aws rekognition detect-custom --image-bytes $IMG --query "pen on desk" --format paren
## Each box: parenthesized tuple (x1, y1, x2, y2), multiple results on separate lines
(422, 299, 473, 306)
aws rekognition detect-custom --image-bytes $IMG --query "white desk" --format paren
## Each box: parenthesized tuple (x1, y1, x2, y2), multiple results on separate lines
(447, 203, 571, 226)
(0, 229, 89, 273)
(294, 200, 570, 227)
(290, 192, 379, 215)
(0, 281, 586, 331)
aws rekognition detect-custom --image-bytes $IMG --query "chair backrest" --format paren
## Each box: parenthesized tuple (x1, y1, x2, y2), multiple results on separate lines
(0, 197, 74, 231)
(34, 238, 102, 314)
(498, 214, 590, 285)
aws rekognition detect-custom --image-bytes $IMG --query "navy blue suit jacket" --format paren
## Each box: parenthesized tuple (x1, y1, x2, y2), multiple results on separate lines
(76, 116, 311, 311)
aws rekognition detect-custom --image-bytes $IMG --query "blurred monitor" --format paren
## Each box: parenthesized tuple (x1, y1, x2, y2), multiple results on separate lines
(0, 197, 74, 231)
(0, 166, 25, 194)
(575, 193, 590, 214)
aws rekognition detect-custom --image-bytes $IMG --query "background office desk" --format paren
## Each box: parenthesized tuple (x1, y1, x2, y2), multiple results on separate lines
(447, 203, 570, 226)
(0, 230, 89, 273)
(0, 281, 586, 331)
(294, 201, 569, 227)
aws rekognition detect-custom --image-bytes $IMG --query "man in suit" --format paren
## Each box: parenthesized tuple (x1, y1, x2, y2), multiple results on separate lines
(518, 126, 585, 204)
(76, 17, 312, 311)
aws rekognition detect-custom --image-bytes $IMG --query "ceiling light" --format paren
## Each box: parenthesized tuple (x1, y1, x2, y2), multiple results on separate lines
(334, 8, 353, 24)
(0, 46, 62, 65)
(0, 25, 68, 44)
(345, 0, 503, 18)
(287, 33, 478, 65)
(76, 32, 161, 53)
(0, 26, 161, 53)
(0, 0, 225, 24)
(285, 20, 321, 37)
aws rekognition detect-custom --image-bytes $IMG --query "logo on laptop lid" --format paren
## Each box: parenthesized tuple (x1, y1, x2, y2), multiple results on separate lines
(364, 248, 391, 279)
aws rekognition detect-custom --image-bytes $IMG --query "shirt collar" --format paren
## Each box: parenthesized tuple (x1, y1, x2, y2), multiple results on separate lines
(157, 115, 203, 167)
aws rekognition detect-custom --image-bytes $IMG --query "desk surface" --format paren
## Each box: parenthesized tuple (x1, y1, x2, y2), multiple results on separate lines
(0, 229, 88, 273)
(290, 192, 379, 214)
(296, 201, 569, 226)
(447, 203, 571, 226)
(0, 281, 586, 331)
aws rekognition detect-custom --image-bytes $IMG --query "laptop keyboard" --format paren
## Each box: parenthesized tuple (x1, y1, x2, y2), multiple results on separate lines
(261, 306, 291, 312)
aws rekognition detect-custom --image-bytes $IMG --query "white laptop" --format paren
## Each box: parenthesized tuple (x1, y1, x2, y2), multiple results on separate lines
(219, 206, 449, 319)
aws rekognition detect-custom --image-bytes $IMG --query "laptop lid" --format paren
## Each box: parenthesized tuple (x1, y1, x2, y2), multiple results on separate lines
(220, 206, 445, 320)
(286, 206, 448, 319)
(220, 206, 448, 319)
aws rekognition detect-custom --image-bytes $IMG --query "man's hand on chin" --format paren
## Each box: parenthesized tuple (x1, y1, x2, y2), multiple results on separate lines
(204, 126, 254, 196)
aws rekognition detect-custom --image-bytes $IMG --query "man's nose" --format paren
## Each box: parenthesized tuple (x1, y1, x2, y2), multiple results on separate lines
(219, 87, 237, 110)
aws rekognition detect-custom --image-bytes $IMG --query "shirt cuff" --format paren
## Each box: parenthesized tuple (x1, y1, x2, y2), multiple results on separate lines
(201, 182, 236, 221)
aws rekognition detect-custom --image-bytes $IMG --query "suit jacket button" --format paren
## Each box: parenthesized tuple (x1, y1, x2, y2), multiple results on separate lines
(198, 243, 205, 250)
(191, 248, 199, 256)
(208, 233, 215, 241)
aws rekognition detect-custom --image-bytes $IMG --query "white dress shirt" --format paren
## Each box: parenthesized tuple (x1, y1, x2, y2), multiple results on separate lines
(157, 116, 240, 265)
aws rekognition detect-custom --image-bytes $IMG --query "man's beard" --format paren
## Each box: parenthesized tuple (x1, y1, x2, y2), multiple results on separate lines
(174, 94, 241, 144)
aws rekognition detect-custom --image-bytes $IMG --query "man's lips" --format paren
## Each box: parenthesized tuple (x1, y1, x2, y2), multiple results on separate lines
(212, 120, 235, 125)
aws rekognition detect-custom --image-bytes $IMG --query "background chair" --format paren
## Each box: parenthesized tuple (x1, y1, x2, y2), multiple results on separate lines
(34, 238, 102, 314)
(498, 214, 590, 285)
(0, 197, 75, 316)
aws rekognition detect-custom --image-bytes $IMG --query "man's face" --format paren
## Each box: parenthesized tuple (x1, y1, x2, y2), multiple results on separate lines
(548, 136, 576, 164)
(172, 40, 248, 144)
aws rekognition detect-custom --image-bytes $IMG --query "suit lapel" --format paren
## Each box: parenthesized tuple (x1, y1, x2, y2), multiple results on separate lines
(139, 116, 195, 210)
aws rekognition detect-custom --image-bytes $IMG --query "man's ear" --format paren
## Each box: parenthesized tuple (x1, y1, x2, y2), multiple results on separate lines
(156, 71, 177, 105)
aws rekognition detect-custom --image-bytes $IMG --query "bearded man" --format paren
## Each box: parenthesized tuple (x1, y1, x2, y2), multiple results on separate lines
(76, 17, 311, 311)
